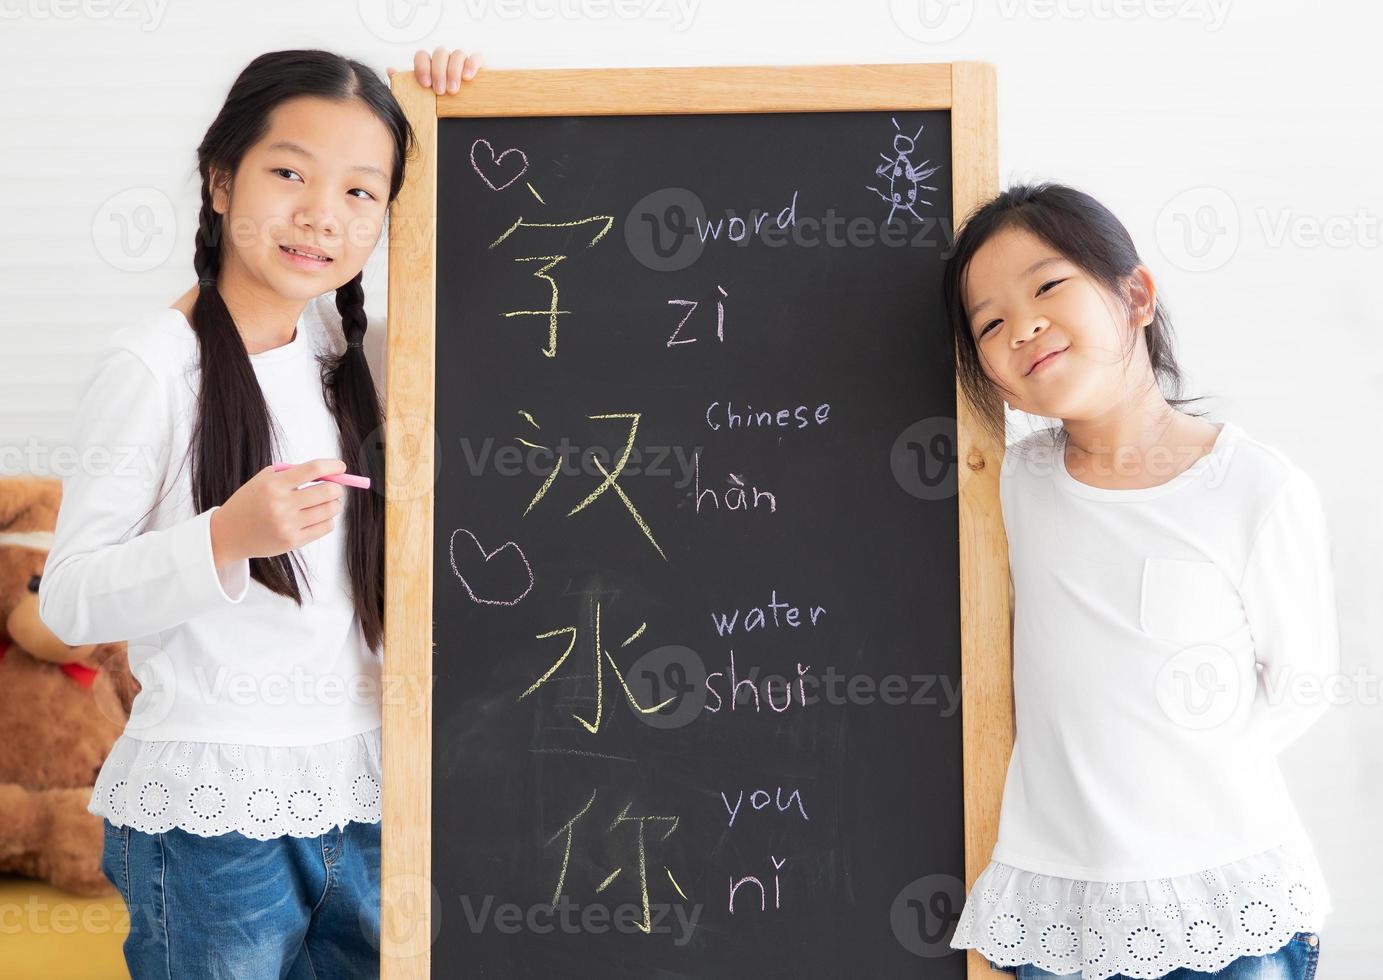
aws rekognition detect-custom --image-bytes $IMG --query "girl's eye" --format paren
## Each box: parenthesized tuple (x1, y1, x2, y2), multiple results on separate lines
(976, 278, 1068, 337)
(276, 168, 375, 201)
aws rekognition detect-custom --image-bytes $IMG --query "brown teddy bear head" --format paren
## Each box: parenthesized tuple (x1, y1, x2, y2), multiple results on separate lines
(0, 477, 100, 666)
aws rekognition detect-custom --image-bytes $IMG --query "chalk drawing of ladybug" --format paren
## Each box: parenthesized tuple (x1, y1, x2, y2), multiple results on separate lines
(867, 116, 942, 224)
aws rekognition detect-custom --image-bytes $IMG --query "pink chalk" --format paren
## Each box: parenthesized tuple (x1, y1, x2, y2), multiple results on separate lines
(273, 462, 371, 489)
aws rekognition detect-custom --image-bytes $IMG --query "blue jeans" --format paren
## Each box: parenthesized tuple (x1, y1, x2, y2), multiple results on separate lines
(100, 817, 382, 979)
(989, 931, 1321, 979)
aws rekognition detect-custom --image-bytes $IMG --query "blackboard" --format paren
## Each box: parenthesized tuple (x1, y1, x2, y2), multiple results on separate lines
(428, 106, 965, 979)
(379, 63, 1008, 980)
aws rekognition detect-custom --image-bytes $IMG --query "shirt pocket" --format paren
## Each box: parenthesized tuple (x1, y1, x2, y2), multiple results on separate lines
(1138, 556, 1244, 644)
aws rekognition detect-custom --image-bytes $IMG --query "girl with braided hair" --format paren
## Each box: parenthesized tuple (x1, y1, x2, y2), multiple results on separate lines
(40, 47, 481, 979)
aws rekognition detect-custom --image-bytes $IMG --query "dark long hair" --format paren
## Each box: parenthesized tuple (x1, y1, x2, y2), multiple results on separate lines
(942, 181, 1210, 447)
(189, 50, 415, 653)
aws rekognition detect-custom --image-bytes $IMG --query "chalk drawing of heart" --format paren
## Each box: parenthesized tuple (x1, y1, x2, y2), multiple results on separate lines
(448, 528, 535, 606)
(469, 139, 529, 192)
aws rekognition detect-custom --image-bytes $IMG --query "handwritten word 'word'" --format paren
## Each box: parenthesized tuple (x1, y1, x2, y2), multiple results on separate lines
(696, 192, 799, 243)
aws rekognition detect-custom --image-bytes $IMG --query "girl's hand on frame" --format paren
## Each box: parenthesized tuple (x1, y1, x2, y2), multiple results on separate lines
(209, 458, 348, 569)
(386, 47, 484, 94)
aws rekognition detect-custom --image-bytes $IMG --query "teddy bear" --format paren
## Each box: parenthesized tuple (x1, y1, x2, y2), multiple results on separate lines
(0, 476, 139, 896)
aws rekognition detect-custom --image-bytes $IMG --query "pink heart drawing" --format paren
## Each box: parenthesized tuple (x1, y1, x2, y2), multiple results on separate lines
(448, 528, 535, 606)
(469, 138, 529, 192)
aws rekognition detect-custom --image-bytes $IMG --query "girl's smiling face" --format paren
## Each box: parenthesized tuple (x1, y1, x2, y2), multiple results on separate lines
(962, 224, 1157, 420)
(210, 95, 395, 304)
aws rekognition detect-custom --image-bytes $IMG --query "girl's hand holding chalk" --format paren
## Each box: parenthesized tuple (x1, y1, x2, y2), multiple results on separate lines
(209, 458, 350, 569)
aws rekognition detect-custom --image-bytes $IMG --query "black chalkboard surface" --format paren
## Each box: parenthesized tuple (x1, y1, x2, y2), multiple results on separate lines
(429, 109, 965, 979)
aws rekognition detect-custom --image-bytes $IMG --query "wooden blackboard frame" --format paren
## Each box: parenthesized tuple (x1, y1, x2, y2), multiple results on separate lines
(382, 63, 1009, 980)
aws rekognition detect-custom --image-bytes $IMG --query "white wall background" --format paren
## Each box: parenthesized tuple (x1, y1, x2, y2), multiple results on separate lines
(2, 1, 1378, 975)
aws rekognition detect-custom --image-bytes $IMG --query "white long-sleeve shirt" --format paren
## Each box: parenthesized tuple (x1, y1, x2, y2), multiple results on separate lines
(991, 419, 1338, 879)
(39, 299, 382, 839)
(950, 418, 1338, 978)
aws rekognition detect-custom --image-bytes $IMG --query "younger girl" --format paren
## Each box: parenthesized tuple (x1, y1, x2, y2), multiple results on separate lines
(943, 184, 1338, 980)
(40, 47, 478, 978)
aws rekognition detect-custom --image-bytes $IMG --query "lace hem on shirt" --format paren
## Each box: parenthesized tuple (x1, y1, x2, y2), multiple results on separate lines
(87, 726, 381, 840)
(949, 837, 1330, 980)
